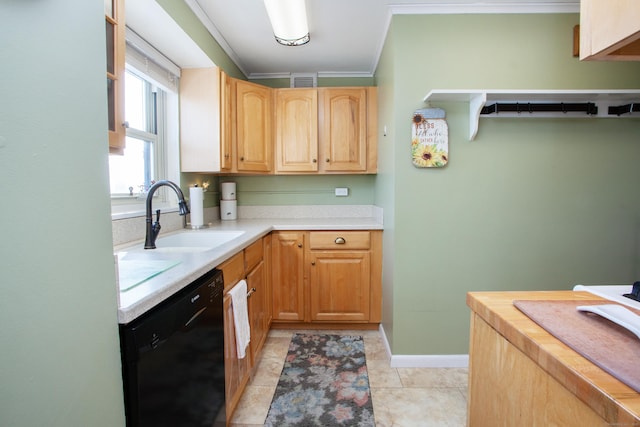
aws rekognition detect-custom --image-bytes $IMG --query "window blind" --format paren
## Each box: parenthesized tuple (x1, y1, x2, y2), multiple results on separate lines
(125, 27, 180, 93)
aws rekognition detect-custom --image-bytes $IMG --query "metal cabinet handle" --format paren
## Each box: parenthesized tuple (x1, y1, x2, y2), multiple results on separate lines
(246, 287, 257, 297)
(335, 237, 346, 244)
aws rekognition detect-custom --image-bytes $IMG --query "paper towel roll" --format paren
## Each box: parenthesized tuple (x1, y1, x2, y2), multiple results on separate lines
(189, 186, 204, 226)
(221, 182, 236, 200)
(220, 199, 237, 221)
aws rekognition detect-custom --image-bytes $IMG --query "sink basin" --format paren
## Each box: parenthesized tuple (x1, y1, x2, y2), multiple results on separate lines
(151, 246, 213, 253)
(116, 230, 244, 291)
(153, 229, 245, 251)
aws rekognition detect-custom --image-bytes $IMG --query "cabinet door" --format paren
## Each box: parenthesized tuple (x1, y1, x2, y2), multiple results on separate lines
(263, 234, 273, 326)
(275, 89, 318, 172)
(220, 70, 233, 171)
(247, 259, 267, 362)
(309, 251, 370, 322)
(236, 80, 272, 172)
(271, 232, 306, 321)
(319, 88, 368, 172)
(223, 293, 251, 421)
(580, 0, 640, 60)
(106, 0, 125, 154)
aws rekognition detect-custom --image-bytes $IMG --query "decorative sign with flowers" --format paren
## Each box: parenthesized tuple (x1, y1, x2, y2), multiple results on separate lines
(411, 108, 448, 168)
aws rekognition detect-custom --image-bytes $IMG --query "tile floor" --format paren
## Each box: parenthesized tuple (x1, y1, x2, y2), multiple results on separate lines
(230, 329, 468, 427)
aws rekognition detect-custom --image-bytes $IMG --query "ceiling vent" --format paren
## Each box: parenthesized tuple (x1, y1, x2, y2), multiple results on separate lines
(291, 73, 317, 88)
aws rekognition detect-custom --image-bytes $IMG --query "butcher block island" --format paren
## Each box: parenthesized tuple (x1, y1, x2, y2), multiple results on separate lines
(466, 291, 640, 427)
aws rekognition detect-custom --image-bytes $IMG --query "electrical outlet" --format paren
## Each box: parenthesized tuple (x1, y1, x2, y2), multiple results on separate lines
(335, 187, 349, 197)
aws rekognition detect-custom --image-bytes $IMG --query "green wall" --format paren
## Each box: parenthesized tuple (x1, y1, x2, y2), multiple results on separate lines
(374, 24, 397, 350)
(0, 1, 125, 425)
(375, 13, 640, 354)
(157, 0, 245, 79)
(231, 175, 375, 205)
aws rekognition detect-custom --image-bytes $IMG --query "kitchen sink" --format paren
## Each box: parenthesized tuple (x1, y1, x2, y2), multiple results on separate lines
(153, 229, 245, 251)
(116, 229, 245, 292)
(151, 246, 212, 253)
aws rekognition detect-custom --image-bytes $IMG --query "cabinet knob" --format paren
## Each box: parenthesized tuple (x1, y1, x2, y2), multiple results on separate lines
(311, 261, 315, 266)
(240, 156, 244, 161)
(313, 159, 317, 163)
(325, 158, 330, 163)
(297, 243, 302, 248)
(335, 237, 346, 244)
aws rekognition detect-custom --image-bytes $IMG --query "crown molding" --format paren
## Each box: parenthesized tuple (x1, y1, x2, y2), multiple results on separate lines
(248, 71, 375, 80)
(389, 2, 579, 15)
(183, 0, 249, 77)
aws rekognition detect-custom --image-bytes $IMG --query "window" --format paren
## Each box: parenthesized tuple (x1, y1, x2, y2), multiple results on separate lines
(109, 29, 180, 215)
(109, 70, 161, 196)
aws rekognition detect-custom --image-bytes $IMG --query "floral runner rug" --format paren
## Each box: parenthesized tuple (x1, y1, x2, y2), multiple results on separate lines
(264, 333, 375, 426)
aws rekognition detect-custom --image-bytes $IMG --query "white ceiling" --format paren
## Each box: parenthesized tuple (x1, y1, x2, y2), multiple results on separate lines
(186, 0, 579, 80)
(128, 1, 580, 80)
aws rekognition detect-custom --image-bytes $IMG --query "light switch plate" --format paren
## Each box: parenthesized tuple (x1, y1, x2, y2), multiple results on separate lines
(335, 187, 349, 196)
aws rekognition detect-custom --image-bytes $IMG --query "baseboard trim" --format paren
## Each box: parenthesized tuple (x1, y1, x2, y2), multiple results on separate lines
(378, 324, 469, 368)
(389, 354, 469, 368)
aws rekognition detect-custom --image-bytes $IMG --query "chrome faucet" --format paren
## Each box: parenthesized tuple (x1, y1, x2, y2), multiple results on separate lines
(144, 180, 190, 249)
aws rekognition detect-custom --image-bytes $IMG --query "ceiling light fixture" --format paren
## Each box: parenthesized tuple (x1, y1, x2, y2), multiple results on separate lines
(263, 0, 310, 46)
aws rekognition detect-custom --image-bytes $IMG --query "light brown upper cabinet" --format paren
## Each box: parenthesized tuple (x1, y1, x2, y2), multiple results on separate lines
(235, 80, 273, 173)
(180, 67, 225, 172)
(275, 89, 319, 172)
(319, 88, 370, 172)
(179, 78, 377, 174)
(105, 0, 126, 154)
(580, 0, 640, 60)
(180, 68, 235, 173)
(274, 87, 377, 174)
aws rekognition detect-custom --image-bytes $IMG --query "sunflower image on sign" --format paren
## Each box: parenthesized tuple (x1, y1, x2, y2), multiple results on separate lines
(412, 108, 448, 168)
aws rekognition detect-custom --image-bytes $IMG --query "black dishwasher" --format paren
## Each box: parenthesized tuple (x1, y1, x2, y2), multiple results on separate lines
(119, 268, 225, 427)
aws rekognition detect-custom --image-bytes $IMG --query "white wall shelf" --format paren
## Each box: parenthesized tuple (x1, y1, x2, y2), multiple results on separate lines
(423, 89, 640, 141)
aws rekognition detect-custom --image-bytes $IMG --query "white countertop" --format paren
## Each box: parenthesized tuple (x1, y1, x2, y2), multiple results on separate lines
(115, 217, 383, 324)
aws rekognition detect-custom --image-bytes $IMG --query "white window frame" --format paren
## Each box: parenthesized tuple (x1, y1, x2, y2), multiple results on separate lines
(110, 28, 181, 218)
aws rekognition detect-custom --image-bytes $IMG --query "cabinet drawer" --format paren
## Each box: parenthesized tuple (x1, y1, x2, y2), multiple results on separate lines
(309, 231, 370, 250)
(244, 238, 264, 272)
(219, 251, 245, 291)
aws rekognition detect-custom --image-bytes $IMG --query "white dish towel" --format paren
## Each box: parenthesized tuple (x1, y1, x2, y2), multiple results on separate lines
(229, 279, 251, 359)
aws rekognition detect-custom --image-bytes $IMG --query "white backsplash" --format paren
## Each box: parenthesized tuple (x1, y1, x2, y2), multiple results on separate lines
(112, 207, 219, 247)
(112, 205, 382, 247)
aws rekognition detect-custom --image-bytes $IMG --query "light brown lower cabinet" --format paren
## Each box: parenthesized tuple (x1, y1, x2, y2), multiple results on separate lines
(219, 230, 381, 422)
(271, 230, 382, 325)
(271, 231, 306, 321)
(222, 293, 251, 421)
(246, 258, 268, 362)
(218, 237, 271, 423)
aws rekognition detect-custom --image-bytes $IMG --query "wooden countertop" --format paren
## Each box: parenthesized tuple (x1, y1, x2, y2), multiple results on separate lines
(467, 291, 640, 426)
